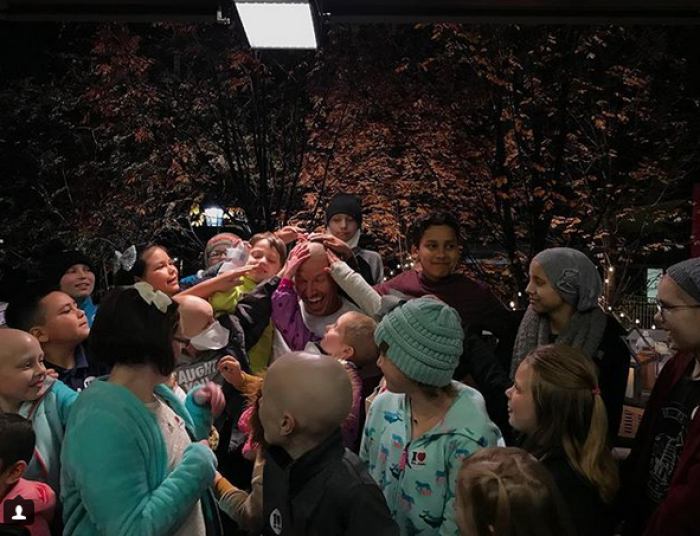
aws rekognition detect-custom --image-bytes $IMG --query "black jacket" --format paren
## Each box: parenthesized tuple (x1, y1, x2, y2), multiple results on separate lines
(541, 448, 613, 536)
(262, 430, 399, 536)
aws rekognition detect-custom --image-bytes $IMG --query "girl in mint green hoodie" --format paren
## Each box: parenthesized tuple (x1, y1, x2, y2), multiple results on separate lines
(61, 283, 226, 536)
(361, 298, 503, 536)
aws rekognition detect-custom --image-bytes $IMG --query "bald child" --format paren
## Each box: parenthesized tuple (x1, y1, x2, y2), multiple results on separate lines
(260, 352, 398, 536)
(0, 329, 77, 493)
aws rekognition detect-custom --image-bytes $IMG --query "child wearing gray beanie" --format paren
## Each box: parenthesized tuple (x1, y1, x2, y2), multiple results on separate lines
(620, 257, 700, 536)
(510, 247, 629, 438)
(360, 297, 502, 536)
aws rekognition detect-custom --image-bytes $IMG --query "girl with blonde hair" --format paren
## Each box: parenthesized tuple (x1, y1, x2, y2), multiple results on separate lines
(456, 447, 574, 536)
(506, 344, 619, 536)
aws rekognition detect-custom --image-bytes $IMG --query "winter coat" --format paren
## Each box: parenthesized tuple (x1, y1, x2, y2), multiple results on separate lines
(263, 429, 399, 536)
(19, 376, 78, 493)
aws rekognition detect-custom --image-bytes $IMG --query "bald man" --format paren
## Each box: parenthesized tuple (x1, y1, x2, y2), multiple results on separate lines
(273, 242, 361, 353)
(260, 352, 398, 536)
(0, 329, 77, 493)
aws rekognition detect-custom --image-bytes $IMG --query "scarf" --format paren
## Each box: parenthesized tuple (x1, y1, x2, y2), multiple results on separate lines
(510, 305, 608, 379)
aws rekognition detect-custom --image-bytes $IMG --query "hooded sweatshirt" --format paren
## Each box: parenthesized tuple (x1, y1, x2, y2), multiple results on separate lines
(361, 382, 502, 535)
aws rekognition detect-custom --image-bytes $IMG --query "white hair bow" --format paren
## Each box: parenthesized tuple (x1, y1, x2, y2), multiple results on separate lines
(114, 245, 137, 273)
(133, 282, 172, 314)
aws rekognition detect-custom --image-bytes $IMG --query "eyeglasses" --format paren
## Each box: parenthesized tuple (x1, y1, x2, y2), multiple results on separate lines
(655, 300, 700, 317)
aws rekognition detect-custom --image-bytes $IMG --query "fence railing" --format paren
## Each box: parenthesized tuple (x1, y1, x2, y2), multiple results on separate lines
(616, 295, 657, 329)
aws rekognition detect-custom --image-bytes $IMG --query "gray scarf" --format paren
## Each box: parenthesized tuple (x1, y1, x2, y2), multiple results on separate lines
(511, 306, 608, 378)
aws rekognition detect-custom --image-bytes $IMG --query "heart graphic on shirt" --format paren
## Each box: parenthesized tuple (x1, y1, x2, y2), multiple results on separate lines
(417, 452, 426, 462)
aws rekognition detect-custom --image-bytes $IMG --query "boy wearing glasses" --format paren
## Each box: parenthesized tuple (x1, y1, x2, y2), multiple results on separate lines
(621, 258, 700, 536)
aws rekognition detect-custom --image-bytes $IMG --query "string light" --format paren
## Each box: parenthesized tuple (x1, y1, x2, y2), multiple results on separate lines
(509, 301, 516, 309)
(635, 319, 640, 324)
(608, 267, 614, 273)
(605, 278, 610, 284)
(517, 292, 522, 297)
(620, 312, 625, 318)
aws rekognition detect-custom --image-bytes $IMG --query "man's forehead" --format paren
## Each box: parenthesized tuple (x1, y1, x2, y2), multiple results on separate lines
(297, 255, 329, 276)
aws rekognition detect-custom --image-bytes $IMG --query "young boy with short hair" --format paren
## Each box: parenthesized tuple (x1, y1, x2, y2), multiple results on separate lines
(0, 329, 77, 493)
(0, 413, 56, 536)
(6, 290, 109, 391)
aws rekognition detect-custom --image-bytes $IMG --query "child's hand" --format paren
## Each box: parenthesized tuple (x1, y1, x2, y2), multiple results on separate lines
(45, 368, 59, 380)
(309, 233, 354, 262)
(282, 242, 312, 279)
(218, 356, 245, 390)
(194, 382, 226, 418)
(325, 248, 342, 270)
(210, 265, 255, 293)
(275, 225, 307, 245)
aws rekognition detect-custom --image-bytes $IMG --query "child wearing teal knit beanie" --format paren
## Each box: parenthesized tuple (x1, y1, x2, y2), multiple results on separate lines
(360, 297, 503, 536)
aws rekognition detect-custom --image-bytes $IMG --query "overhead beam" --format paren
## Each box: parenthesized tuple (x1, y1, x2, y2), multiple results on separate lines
(320, 0, 700, 24)
(1, 0, 699, 24)
(0, 0, 227, 22)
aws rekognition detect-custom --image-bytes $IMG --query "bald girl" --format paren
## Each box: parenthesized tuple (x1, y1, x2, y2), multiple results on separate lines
(261, 351, 398, 536)
(173, 295, 214, 338)
(259, 351, 352, 459)
(0, 329, 47, 413)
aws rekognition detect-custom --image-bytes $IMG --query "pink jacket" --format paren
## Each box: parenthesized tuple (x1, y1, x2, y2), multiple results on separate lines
(0, 477, 56, 536)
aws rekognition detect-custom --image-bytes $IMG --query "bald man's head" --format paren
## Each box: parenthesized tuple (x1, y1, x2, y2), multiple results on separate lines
(259, 352, 352, 454)
(0, 330, 47, 408)
(295, 243, 341, 318)
(173, 295, 214, 338)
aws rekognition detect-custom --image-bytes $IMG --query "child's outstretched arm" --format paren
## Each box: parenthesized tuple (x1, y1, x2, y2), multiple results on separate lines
(214, 455, 264, 532)
(326, 249, 382, 318)
(177, 265, 254, 300)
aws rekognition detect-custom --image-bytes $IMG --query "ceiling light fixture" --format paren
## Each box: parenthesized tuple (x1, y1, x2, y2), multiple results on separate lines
(234, 0, 318, 49)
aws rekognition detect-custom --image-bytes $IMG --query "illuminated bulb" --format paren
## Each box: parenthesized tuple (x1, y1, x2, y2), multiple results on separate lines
(635, 319, 640, 324)
(517, 292, 522, 297)
(509, 301, 516, 309)
(620, 312, 625, 318)
(605, 279, 610, 284)
(609, 267, 614, 273)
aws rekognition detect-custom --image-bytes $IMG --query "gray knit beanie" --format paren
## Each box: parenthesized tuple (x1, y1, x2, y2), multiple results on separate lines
(375, 297, 464, 387)
(667, 258, 700, 303)
(533, 247, 603, 312)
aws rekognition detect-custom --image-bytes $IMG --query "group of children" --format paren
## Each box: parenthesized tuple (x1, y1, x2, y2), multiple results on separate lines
(0, 194, 698, 536)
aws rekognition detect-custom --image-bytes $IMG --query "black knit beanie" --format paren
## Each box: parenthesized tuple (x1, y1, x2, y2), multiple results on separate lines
(43, 250, 95, 287)
(326, 193, 363, 226)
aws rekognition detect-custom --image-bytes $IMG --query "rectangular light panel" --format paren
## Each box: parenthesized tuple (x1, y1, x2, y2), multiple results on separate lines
(236, 2, 317, 49)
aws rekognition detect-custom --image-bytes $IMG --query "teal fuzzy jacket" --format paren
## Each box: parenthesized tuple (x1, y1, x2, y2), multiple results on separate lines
(60, 380, 221, 536)
(361, 382, 503, 536)
(20, 376, 78, 493)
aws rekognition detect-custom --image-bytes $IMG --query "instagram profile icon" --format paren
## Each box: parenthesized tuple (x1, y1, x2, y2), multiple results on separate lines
(2, 495, 34, 525)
